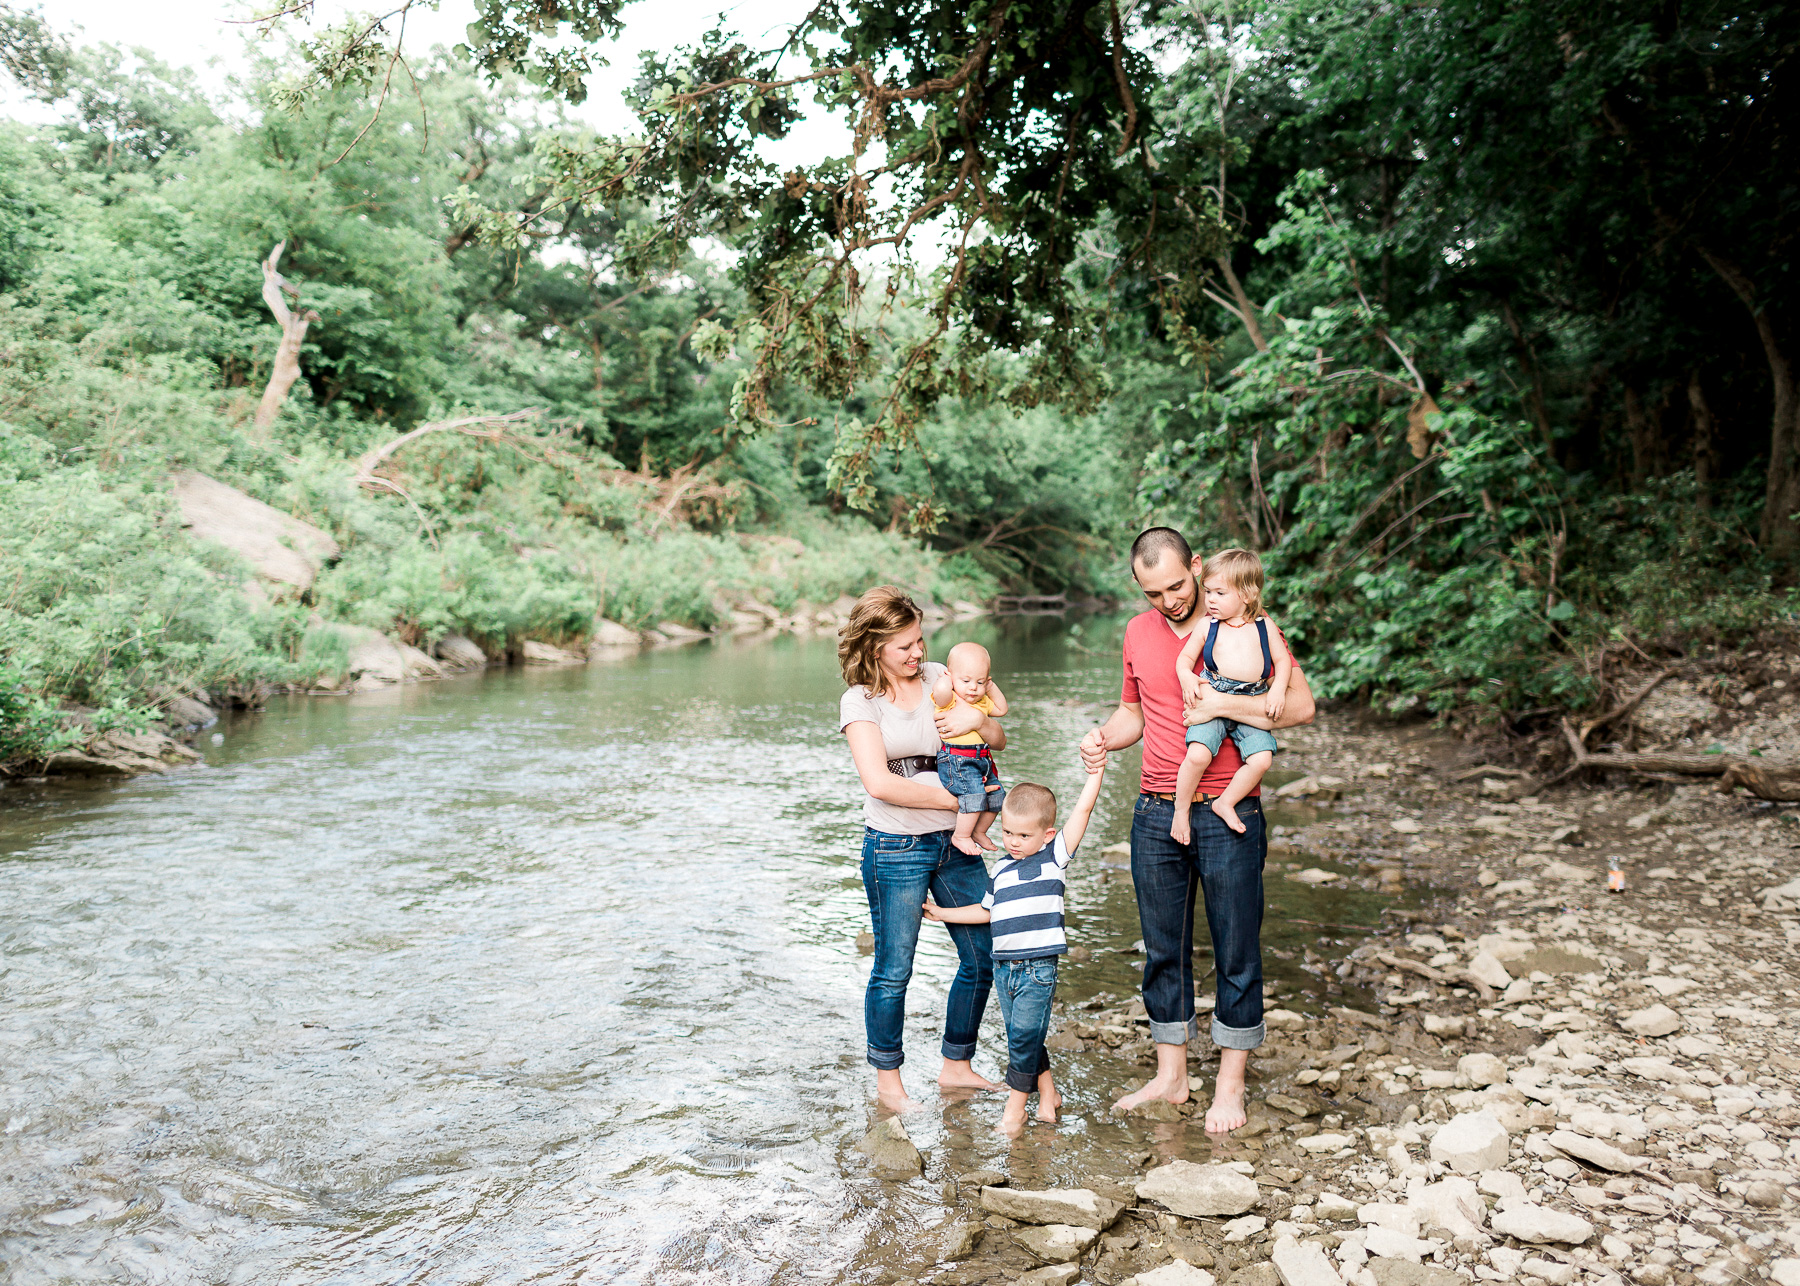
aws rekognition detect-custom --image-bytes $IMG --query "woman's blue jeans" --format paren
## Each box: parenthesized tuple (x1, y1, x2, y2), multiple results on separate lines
(860, 828, 993, 1070)
(1129, 793, 1266, 1051)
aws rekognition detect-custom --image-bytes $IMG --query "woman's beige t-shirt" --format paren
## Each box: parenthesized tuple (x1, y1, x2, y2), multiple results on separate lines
(839, 661, 957, 836)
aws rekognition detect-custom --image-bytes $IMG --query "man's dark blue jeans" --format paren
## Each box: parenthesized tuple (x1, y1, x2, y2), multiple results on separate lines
(1128, 793, 1266, 1051)
(860, 827, 994, 1070)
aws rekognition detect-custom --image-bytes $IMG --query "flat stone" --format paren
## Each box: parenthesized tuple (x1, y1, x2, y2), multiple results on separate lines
(1271, 1234, 1342, 1286)
(981, 1186, 1124, 1231)
(1226, 1267, 1280, 1286)
(1770, 1260, 1800, 1286)
(1265, 1008, 1307, 1031)
(859, 1117, 922, 1174)
(1468, 951, 1513, 989)
(1315, 1192, 1359, 1221)
(1458, 1053, 1508, 1087)
(959, 1169, 1006, 1188)
(1364, 1225, 1438, 1263)
(1490, 1204, 1594, 1244)
(1479, 1171, 1526, 1201)
(1134, 1263, 1217, 1286)
(1288, 868, 1342, 884)
(521, 639, 586, 665)
(1016, 1265, 1081, 1286)
(1013, 1223, 1098, 1263)
(1296, 1132, 1353, 1154)
(1521, 1258, 1577, 1285)
(1406, 1177, 1485, 1237)
(1641, 975, 1700, 997)
(1621, 1056, 1692, 1084)
(1746, 1180, 1786, 1208)
(172, 470, 339, 590)
(1359, 1203, 1423, 1236)
(1265, 1093, 1318, 1118)
(1138, 1161, 1260, 1218)
(1620, 1004, 1682, 1037)
(1221, 1215, 1266, 1242)
(939, 1221, 985, 1259)
(1367, 1262, 1466, 1286)
(1429, 1111, 1510, 1174)
(1547, 1129, 1642, 1174)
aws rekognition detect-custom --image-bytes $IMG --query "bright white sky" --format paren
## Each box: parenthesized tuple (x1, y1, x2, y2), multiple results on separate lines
(6, 0, 850, 162)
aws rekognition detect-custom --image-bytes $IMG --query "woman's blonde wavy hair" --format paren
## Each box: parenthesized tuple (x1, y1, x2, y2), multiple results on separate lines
(838, 586, 924, 697)
(1202, 547, 1266, 623)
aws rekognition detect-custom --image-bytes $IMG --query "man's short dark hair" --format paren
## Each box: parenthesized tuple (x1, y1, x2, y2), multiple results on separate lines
(1130, 527, 1193, 574)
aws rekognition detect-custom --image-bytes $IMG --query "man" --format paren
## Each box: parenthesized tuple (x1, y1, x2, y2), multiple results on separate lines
(1079, 527, 1315, 1132)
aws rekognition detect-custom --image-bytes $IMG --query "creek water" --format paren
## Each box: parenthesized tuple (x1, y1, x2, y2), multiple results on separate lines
(0, 618, 1404, 1284)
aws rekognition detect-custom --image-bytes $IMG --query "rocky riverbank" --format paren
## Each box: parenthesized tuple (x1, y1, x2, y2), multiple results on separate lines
(845, 713, 1800, 1286)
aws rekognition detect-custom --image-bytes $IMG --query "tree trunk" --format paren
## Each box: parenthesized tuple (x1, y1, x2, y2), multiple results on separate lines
(254, 242, 320, 433)
(1501, 300, 1554, 453)
(1215, 254, 1267, 354)
(1699, 247, 1800, 557)
(1688, 369, 1718, 510)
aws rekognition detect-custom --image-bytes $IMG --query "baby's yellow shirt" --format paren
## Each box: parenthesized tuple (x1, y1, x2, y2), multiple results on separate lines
(935, 693, 998, 745)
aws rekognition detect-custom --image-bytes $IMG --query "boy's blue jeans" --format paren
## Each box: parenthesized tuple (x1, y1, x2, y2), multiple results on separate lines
(1129, 793, 1266, 1051)
(994, 956, 1058, 1092)
(860, 828, 993, 1070)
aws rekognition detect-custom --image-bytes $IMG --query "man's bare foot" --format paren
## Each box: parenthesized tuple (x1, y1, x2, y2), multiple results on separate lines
(1170, 810, 1191, 845)
(939, 1061, 1002, 1092)
(876, 1070, 920, 1114)
(950, 833, 983, 855)
(1114, 1069, 1190, 1114)
(1204, 1079, 1247, 1133)
(1211, 796, 1246, 834)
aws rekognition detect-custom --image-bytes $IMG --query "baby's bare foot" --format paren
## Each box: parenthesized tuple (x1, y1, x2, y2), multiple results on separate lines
(1212, 797, 1246, 834)
(974, 831, 999, 851)
(950, 834, 983, 856)
(1205, 1081, 1247, 1133)
(1170, 813, 1191, 845)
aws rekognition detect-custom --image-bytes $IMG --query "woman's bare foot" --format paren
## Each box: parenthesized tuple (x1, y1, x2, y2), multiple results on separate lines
(1170, 809, 1191, 844)
(1113, 1068, 1190, 1114)
(1211, 796, 1246, 834)
(876, 1069, 920, 1114)
(950, 833, 983, 856)
(997, 1099, 1028, 1135)
(1204, 1079, 1247, 1133)
(939, 1059, 1002, 1092)
(1035, 1091, 1062, 1123)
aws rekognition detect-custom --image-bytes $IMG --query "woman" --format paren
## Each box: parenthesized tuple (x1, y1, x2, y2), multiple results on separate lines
(839, 586, 1004, 1110)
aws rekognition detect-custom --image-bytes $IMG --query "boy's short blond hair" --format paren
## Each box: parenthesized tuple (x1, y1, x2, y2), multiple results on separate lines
(1202, 547, 1266, 622)
(1003, 782, 1057, 830)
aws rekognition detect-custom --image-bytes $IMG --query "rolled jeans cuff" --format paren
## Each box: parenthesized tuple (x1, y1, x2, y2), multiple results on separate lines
(1212, 1016, 1265, 1051)
(867, 1045, 904, 1071)
(1149, 1016, 1199, 1045)
(941, 1037, 978, 1062)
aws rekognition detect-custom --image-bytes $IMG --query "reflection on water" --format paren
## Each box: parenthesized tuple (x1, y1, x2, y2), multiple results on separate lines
(0, 618, 1408, 1284)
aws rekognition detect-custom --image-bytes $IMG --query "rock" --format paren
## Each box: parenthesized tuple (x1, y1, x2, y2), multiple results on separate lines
(1391, 818, 1423, 833)
(1016, 1266, 1080, 1286)
(1287, 868, 1342, 884)
(1489, 1204, 1593, 1244)
(1221, 1215, 1266, 1242)
(1632, 1266, 1672, 1286)
(1521, 1258, 1577, 1285)
(1316, 1192, 1359, 1221)
(1265, 1008, 1307, 1031)
(1133, 1261, 1217, 1286)
(1467, 952, 1513, 989)
(397, 643, 444, 679)
(1458, 1053, 1507, 1087)
(1422, 1013, 1468, 1036)
(859, 1117, 922, 1175)
(1770, 1260, 1800, 1286)
(521, 639, 585, 666)
(345, 628, 408, 684)
(1479, 1171, 1525, 1201)
(160, 693, 217, 728)
(590, 618, 640, 649)
(1547, 1129, 1642, 1174)
(433, 634, 488, 670)
(1746, 1179, 1785, 1208)
(1360, 1203, 1423, 1236)
(1364, 1225, 1437, 1262)
(1429, 1112, 1509, 1174)
(1296, 1133, 1353, 1153)
(1138, 1161, 1260, 1218)
(1621, 1056, 1692, 1084)
(1226, 1268, 1281, 1286)
(1620, 1004, 1682, 1037)
(1130, 1097, 1186, 1122)
(42, 749, 146, 777)
(656, 620, 710, 639)
(1514, 947, 1602, 975)
(1541, 859, 1588, 881)
(1013, 1223, 1098, 1263)
(172, 471, 339, 592)
(1407, 1177, 1485, 1238)
(1265, 1093, 1317, 1118)
(981, 1186, 1124, 1231)
(939, 1221, 985, 1259)
(1271, 1234, 1342, 1286)
(959, 1169, 1006, 1188)
(1366, 1262, 1465, 1286)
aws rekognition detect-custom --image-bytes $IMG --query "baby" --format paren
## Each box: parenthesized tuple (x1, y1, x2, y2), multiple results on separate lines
(924, 753, 1106, 1132)
(1172, 548, 1292, 841)
(932, 641, 1009, 854)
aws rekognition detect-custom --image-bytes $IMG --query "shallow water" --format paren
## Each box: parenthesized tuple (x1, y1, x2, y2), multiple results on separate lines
(0, 619, 1405, 1284)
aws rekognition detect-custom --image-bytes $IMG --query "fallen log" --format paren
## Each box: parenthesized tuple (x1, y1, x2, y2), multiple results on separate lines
(1717, 761, 1800, 803)
(1554, 717, 1800, 801)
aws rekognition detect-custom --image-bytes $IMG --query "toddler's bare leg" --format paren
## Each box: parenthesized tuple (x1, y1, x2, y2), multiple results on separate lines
(998, 1089, 1029, 1135)
(1035, 1069, 1060, 1123)
(951, 810, 982, 856)
(1171, 743, 1213, 844)
(1210, 750, 1273, 835)
(972, 807, 998, 851)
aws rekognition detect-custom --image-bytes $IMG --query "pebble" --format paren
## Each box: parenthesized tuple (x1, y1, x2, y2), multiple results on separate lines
(1429, 1111, 1510, 1173)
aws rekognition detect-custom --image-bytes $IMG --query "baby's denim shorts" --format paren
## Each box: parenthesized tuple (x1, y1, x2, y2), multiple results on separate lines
(938, 746, 1006, 813)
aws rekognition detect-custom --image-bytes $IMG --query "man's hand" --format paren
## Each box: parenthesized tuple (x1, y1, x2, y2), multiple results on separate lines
(1079, 727, 1108, 773)
(935, 699, 985, 740)
(1186, 681, 1236, 724)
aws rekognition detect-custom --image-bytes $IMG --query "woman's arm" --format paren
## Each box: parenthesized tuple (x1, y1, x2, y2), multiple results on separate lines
(845, 720, 958, 809)
(934, 701, 1007, 750)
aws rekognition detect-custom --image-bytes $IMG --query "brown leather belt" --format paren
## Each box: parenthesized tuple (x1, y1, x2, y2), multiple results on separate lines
(1142, 790, 1218, 804)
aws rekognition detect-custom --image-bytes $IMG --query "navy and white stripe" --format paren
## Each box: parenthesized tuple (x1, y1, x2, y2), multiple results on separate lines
(983, 834, 1072, 961)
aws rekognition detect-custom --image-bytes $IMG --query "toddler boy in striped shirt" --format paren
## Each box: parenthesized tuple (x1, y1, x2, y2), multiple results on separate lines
(924, 752, 1107, 1132)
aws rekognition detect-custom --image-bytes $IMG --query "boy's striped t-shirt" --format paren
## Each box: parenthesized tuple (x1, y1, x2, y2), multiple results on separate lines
(983, 834, 1072, 961)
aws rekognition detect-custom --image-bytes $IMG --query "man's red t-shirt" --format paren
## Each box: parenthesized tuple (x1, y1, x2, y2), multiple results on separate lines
(1120, 609, 1299, 796)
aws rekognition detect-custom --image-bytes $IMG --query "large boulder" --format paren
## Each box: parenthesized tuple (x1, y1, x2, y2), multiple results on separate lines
(590, 618, 640, 649)
(980, 1186, 1124, 1230)
(521, 640, 585, 666)
(43, 728, 202, 777)
(432, 634, 488, 671)
(172, 471, 338, 592)
(345, 629, 408, 687)
(1137, 1161, 1260, 1218)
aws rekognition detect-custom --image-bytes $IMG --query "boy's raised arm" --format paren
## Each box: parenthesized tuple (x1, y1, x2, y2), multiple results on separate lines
(1058, 756, 1107, 854)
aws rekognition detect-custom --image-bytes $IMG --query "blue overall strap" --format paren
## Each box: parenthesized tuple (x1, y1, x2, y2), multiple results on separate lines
(1256, 618, 1274, 678)
(1201, 618, 1221, 672)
